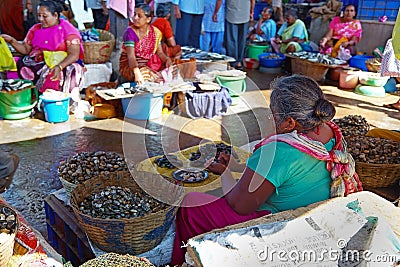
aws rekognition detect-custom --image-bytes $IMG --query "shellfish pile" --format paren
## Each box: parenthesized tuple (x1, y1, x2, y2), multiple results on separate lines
(154, 154, 183, 169)
(189, 142, 238, 167)
(346, 136, 400, 164)
(0, 206, 17, 235)
(78, 186, 168, 219)
(58, 151, 128, 185)
(333, 115, 370, 137)
(80, 253, 155, 267)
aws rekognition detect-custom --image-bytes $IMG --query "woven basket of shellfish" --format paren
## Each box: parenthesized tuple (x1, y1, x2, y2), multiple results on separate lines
(70, 170, 183, 255)
(0, 205, 18, 266)
(58, 151, 128, 200)
(333, 115, 370, 138)
(80, 252, 154, 267)
(346, 135, 400, 188)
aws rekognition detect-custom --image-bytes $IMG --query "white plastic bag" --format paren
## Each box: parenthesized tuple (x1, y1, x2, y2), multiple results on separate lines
(338, 46, 352, 61)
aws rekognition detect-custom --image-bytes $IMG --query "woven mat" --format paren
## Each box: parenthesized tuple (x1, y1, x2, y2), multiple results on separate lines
(136, 142, 250, 193)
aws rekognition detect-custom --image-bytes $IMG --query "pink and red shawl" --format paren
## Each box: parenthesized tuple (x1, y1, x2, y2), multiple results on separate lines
(254, 121, 363, 197)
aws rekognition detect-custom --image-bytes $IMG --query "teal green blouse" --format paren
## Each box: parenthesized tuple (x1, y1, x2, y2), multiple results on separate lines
(246, 139, 335, 213)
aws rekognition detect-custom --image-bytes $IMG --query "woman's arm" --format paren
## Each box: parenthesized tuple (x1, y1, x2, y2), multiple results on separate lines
(125, 45, 143, 84)
(1, 34, 31, 55)
(156, 44, 173, 67)
(50, 42, 80, 81)
(166, 37, 177, 47)
(223, 167, 275, 215)
(320, 28, 333, 47)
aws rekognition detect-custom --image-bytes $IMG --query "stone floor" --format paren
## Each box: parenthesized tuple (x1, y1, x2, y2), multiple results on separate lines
(0, 68, 399, 248)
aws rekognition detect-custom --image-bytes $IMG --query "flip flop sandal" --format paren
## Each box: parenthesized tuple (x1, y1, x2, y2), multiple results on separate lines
(0, 154, 19, 193)
(383, 103, 400, 111)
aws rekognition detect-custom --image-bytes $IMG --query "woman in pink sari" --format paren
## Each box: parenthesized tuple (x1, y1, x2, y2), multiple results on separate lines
(171, 75, 363, 265)
(319, 4, 362, 57)
(119, 4, 172, 84)
(1, 0, 84, 93)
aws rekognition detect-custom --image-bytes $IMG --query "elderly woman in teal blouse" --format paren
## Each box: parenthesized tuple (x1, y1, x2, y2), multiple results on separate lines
(247, 6, 276, 43)
(271, 9, 309, 53)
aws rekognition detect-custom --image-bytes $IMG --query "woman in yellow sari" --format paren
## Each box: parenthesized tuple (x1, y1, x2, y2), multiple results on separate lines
(271, 9, 309, 53)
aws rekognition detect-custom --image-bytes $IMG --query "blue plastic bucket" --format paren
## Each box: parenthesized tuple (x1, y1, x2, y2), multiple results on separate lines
(349, 55, 374, 71)
(38, 95, 70, 123)
(121, 93, 163, 120)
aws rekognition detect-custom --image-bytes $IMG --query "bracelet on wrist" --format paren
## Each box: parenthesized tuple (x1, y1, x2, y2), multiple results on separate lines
(57, 65, 63, 71)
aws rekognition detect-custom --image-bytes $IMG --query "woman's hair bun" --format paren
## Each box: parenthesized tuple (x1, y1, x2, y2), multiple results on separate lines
(314, 98, 335, 122)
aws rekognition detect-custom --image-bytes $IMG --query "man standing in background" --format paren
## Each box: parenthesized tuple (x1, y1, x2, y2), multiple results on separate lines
(218, 0, 254, 69)
(172, 0, 204, 48)
(85, 0, 109, 30)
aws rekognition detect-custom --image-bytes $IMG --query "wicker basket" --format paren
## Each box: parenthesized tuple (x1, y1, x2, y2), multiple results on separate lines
(365, 58, 382, 73)
(355, 161, 400, 188)
(290, 56, 330, 82)
(0, 205, 18, 266)
(70, 170, 183, 255)
(59, 176, 77, 201)
(82, 30, 115, 64)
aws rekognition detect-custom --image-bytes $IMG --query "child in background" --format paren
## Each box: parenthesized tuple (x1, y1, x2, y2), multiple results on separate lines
(200, 0, 225, 54)
(152, 3, 181, 60)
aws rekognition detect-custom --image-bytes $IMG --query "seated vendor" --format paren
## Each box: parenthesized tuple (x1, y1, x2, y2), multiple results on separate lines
(119, 4, 173, 84)
(247, 7, 276, 43)
(151, 3, 181, 60)
(171, 74, 363, 265)
(319, 4, 362, 57)
(271, 9, 309, 53)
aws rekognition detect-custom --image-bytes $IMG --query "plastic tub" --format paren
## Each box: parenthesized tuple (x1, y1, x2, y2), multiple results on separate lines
(38, 95, 70, 123)
(245, 44, 270, 59)
(358, 72, 389, 87)
(258, 53, 286, 68)
(349, 55, 374, 71)
(215, 75, 247, 97)
(0, 82, 38, 120)
(121, 93, 163, 120)
(339, 69, 361, 89)
(354, 84, 386, 97)
(243, 58, 260, 69)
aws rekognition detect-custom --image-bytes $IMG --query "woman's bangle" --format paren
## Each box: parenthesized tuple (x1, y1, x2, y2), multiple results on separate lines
(57, 65, 63, 71)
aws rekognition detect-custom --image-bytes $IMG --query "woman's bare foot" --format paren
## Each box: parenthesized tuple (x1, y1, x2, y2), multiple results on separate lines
(383, 99, 400, 111)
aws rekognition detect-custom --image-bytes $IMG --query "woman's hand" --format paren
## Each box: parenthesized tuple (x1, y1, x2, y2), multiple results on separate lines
(320, 37, 328, 48)
(50, 65, 63, 81)
(207, 161, 227, 175)
(1, 34, 16, 44)
(274, 38, 282, 44)
(134, 67, 144, 84)
(165, 57, 173, 68)
(207, 152, 245, 174)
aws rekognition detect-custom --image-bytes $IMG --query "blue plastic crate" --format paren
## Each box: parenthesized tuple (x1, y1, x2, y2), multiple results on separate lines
(44, 195, 95, 266)
(386, 1, 400, 9)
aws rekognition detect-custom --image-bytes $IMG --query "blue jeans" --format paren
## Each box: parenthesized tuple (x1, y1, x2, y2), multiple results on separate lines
(225, 20, 248, 66)
(200, 31, 225, 54)
(175, 11, 203, 48)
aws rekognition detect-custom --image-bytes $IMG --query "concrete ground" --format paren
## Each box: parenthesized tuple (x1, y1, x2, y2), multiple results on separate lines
(0, 67, 399, 254)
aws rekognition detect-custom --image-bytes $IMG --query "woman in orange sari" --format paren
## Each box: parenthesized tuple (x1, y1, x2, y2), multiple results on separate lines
(119, 4, 172, 84)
